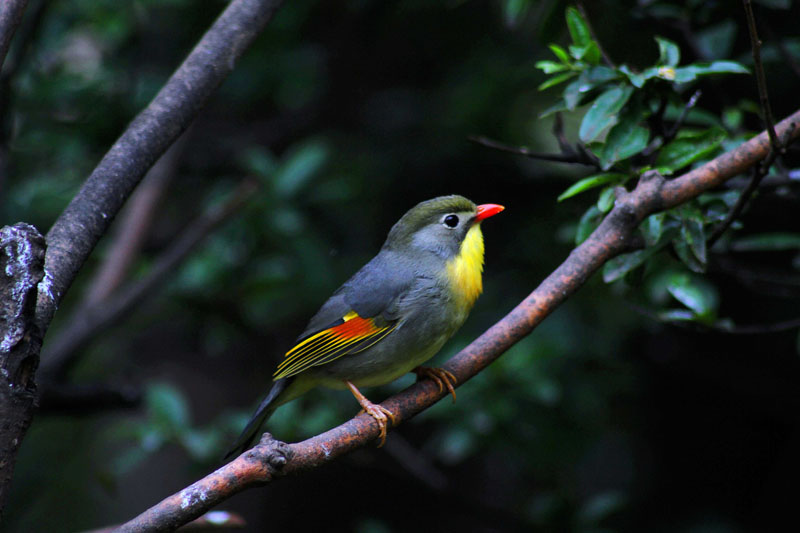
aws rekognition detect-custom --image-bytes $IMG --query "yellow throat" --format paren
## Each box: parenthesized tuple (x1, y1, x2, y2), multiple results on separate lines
(446, 223, 485, 310)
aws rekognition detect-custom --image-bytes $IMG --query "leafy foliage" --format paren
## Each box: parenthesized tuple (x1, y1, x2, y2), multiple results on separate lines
(535, 5, 796, 333)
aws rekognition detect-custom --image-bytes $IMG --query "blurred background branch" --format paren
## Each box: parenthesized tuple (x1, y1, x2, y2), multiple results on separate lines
(34, 0, 284, 334)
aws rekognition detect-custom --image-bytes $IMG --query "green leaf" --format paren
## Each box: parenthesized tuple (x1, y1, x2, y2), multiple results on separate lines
(672, 238, 705, 273)
(600, 104, 650, 169)
(696, 20, 737, 60)
(566, 7, 591, 47)
(561, 67, 619, 110)
(181, 429, 220, 461)
(274, 141, 329, 198)
(655, 36, 680, 67)
(504, 0, 530, 26)
(657, 309, 696, 322)
(536, 60, 568, 74)
(579, 85, 634, 142)
(666, 273, 718, 317)
(569, 43, 600, 64)
(723, 107, 743, 130)
(702, 60, 750, 74)
(619, 65, 646, 88)
(538, 71, 577, 91)
(549, 44, 570, 63)
(597, 186, 616, 213)
(730, 233, 800, 252)
(655, 127, 726, 174)
(563, 79, 585, 110)
(673, 61, 749, 83)
(681, 211, 707, 265)
(578, 492, 627, 525)
(575, 205, 603, 245)
(602, 248, 652, 282)
(147, 383, 190, 433)
(239, 147, 278, 178)
(558, 172, 626, 202)
(583, 42, 601, 65)
(641, 213, 666, 246)
(539, 99, 569, 117)
(582, 66, 619, 85)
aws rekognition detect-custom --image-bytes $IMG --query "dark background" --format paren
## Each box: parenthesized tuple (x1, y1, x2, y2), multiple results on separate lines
(3, 0, 800, 531)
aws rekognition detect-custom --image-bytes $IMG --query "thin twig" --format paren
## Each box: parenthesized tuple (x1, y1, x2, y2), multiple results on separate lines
(666, 90, 702, 140)
(708, 2, 789, 247)
(469, 135, 598, 166)
(553, 112, 573, 155)
(644, 91, 702, 160)
(744, 0, 781, 151)
(707, 122, 795, 247)
(39, 179, 260, 382)
(0, 0, 44, 201)
(707, 164, 765, 247)
(0, 0, 47, 82)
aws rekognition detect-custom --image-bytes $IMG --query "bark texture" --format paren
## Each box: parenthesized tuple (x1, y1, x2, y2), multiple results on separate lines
(0, 223, 44, 518)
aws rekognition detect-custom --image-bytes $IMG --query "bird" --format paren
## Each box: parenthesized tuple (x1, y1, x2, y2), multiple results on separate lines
(225, 194, 504, 459)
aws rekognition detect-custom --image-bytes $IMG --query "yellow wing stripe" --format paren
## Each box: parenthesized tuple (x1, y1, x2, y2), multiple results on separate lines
(277, 332, 354, 376)
(276, 326, 392, 378)
(273, 312, 397, 380)
(292, 324, 397, 370)
(281, 311, 359, 359)
(273, 311, 360, 376)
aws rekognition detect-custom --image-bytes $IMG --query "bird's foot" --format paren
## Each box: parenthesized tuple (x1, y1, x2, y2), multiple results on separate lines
(346, 381, 396, 447)
(413, 366, 457, 403)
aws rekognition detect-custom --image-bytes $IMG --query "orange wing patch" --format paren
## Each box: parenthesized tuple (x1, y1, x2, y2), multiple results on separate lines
(273, 311, 397, 379)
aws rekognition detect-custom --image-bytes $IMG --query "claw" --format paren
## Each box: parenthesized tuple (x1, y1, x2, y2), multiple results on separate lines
(413, 366, 457, 403)
(346, 381, 395, 447)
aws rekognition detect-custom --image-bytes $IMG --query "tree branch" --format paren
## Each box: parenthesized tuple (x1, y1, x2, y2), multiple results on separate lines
(0, 223, 44, 518)
(34, 0, 284, 335)
(0, 0, 28, 73)
(39, 179, 259, 382)
(115, 108, 800, 533)
(83, 135, 187, 308)
(37, 381, 141, 415)
(743, 0, 780, 150)
(708, 2, 788, 247)
(469, 135, 598, 166)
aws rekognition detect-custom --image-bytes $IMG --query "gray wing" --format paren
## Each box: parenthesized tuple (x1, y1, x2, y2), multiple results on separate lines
(296, 250, 413, 340)
(271, 251, 414, 380)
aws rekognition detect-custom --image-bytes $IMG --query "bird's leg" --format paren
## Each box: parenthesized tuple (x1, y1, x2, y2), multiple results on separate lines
(346, 381, 396, 447)
(413, 366, 457, 403)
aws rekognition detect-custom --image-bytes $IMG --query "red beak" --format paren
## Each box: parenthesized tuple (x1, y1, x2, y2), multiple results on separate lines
(475, 203, 505, 221)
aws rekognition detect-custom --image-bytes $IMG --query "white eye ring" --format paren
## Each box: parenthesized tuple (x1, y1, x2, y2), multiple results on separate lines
(442, 214, 459, 228)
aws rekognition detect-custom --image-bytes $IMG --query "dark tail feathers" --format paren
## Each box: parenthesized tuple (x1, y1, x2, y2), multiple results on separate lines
(223, 377, 291, 461)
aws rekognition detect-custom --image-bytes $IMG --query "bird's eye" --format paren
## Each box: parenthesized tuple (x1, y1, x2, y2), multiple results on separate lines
(443, 214, 459, 228)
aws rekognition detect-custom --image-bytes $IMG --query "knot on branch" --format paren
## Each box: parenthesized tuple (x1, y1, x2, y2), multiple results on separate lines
(248, 432, 293, 471)
(1, 223, 46, 391)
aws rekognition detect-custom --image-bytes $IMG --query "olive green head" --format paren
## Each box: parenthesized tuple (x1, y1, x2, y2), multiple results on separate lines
(383, 195, 480, 258)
